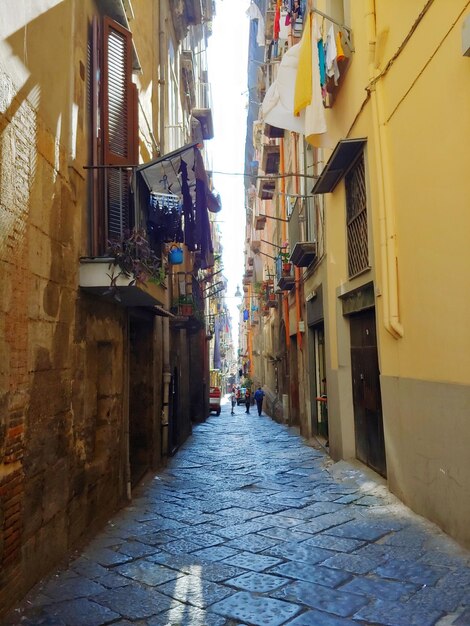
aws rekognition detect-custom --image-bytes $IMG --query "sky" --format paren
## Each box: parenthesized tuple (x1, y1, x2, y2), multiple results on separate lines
(207, 0, 250, 348)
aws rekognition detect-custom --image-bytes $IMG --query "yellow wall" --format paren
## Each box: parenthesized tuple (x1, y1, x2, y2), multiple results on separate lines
(316, 0, 470, 546)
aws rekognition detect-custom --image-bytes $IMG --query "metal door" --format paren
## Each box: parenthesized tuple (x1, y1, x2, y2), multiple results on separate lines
(350, 309, 387, 477)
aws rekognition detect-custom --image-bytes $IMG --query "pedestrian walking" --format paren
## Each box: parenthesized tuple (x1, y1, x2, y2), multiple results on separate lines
(230, 391, 236, 415)
(244, 389, 251, 413)
(254, 386, 265, 416)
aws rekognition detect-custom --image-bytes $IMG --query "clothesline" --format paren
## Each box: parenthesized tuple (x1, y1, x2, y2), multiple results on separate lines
(309, 7, 354, 51)
(309, 7, 352, 36)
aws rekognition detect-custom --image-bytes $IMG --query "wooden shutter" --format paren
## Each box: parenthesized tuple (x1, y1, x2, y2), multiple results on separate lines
(101, 17, 133, 241)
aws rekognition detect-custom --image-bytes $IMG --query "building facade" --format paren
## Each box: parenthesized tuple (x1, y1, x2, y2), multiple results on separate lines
(0, 0, 220, 613)
(243, 0, 470, 548)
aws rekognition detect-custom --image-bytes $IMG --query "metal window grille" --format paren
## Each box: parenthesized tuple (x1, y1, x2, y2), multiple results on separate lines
(346, 153, 369, 277)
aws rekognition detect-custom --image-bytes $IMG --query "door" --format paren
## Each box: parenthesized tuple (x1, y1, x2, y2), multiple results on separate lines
(309, 323, 328, 439)
(129, 316, 153, 486)
(350, 309, 387, 477)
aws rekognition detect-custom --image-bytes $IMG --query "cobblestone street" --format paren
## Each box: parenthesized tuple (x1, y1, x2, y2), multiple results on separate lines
(5, 400, 470, 626)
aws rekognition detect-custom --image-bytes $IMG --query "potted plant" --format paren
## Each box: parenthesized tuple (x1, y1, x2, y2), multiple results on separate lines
(279, 247, 291, 274)
(106, 228, 166, 299)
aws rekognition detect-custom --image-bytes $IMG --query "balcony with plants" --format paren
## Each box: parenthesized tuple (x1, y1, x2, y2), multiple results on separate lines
(79, 165, 168, 308)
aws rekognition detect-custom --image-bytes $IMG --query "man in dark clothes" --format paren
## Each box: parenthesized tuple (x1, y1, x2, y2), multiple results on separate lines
(254, 386, 265, 416)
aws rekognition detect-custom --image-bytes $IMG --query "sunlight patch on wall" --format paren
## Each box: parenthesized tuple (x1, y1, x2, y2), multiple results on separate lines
(0, 0, 65, 40)
(0, 73, 38, 256)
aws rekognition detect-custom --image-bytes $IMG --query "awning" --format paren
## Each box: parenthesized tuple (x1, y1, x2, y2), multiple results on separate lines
(135, 142, 221, 212)
(311, 138, 367, 194)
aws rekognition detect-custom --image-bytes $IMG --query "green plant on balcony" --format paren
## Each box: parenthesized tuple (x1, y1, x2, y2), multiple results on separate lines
(279, 247, 291, 274)
(107, 228, 166, 289)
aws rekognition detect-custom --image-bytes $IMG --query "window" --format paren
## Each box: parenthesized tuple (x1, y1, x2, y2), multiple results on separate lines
(90, 16, 138, 255)
(345, 152, 368, 277)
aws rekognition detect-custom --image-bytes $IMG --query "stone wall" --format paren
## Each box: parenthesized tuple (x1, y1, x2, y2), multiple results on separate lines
(0, 61, 130, 613)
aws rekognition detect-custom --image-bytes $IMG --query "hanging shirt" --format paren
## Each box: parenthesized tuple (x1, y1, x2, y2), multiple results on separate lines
(274, 3, 281, 40)
(294, 12, 312, 115)
(325, 24, 340, 84)
(246, 2, 265, 47)
(304, 16, 327, 146)
(318, 37, 326, 87)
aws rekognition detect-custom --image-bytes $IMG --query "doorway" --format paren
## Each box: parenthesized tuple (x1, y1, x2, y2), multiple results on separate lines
(350, 308, 387, 477)
(309, 323, 328, 439)
(129, 316, 154, 486)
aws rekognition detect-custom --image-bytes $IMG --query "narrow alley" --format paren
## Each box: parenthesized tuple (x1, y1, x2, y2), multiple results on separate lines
(4, 400, 470, 626)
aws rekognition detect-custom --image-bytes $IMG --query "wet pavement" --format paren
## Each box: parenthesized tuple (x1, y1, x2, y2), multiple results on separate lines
(4, 399, 470, 626)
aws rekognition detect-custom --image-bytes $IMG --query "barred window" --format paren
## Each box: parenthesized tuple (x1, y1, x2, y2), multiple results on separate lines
(345, 153, 369, 277)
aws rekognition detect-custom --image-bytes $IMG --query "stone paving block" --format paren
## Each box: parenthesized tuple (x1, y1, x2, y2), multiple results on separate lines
(354, 541, 424, 563)
(2, 607, 67, 626)
(115, 560, 183, 586)
(300, 501, 349, 518)
(322, 552, 384, 575)
(259, 527, 313, 542)
(324, 520, 392, 542)
(69, 557, 114, 581)
(156, 574, 235, 609)
(95, 572, 131, 589)
(143, 516, 186, 532)
(134, 531, 177, 546)
(117, 540, 161, 558)
(339, 575, 418, 601)
(254, 514, 306, 528)
(334, 494, 360, 505)
(285, 609, 360, 625)
(38, 575, 107, 602)
(225, 571, 289, 592)
(92, 584, 176, 620)
(210, 590, 301, 626)
(212, 520, 271, 540)
(42, 598, 120, 626)
(192, 545, 240, 562)
(295, 511, 356, 534)
(147, 605, 230, 625)
(268, 561, 352, 587)
(81, 547, 134, 567)
(222, 551, 283, 572)
(264, 541, 336, 564)
(150, 553, 246, 582)
(215, 507, 265, 521)
(186, 533, 227, 548)
(268, 580, 368, 617)
(374, 559, 447, 586)
(160, 538, 202, 554)
(354, 597, 444, 626)
(225, 532, 280, 553)
(405, 584, 466, 613)
(302, 533, 365, 553)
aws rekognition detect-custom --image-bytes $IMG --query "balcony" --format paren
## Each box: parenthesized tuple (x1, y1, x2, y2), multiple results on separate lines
(290, 241, 317, 268)
(261, 144, 280, 174)
(258, 179, 276, 200)
(255, 215, 267, 230)
(79, 257, 167, 307)
(192, 82, 214, 139)
(276, 256, 295, 292)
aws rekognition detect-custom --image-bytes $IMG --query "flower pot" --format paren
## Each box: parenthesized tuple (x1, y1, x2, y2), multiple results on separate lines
(169, 244, 183, 264)
(282, 262, 291, 273)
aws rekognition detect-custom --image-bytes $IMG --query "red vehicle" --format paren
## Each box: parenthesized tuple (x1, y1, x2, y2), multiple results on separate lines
(209, 386, 221, 415)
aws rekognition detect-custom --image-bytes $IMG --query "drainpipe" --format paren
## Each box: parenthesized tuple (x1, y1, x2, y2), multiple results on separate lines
(158, 2, 166, 154)
(366, 0, 404, 338)
(162, 316, 171, 458)
(124, 316, 131, 500)
(293, 134, 303, 351)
